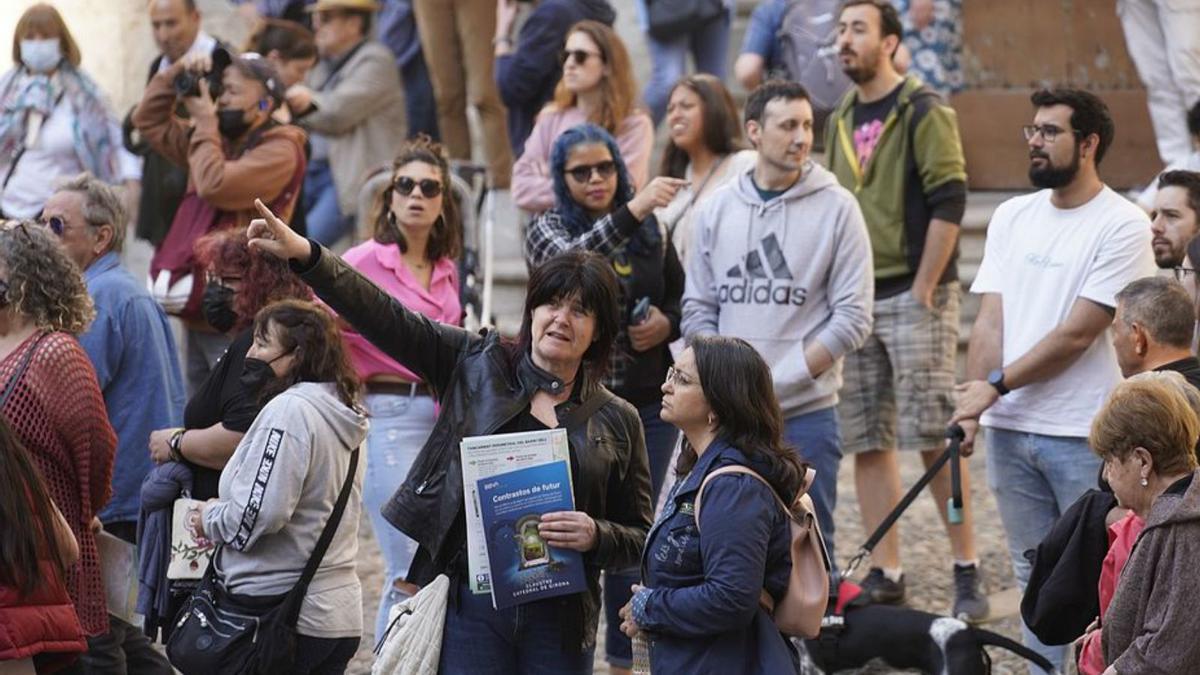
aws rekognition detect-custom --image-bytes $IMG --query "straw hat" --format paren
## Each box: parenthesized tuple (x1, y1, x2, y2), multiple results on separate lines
(306, 0, 381, 12)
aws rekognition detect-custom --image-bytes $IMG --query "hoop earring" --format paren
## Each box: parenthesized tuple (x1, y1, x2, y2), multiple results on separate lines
(387, 210, 397, 228)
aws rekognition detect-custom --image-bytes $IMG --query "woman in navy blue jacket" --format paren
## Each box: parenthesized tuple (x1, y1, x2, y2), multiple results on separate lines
(619, 334, 808, 673)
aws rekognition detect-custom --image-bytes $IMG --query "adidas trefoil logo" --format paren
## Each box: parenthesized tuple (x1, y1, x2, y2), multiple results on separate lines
(718, 233, 808, 306)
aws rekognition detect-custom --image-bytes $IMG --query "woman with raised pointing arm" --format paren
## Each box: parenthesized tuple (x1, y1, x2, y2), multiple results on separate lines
(248, 200, 652, 673)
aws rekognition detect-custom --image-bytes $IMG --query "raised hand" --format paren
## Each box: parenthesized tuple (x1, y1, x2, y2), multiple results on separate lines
(247, 199, 310, 261)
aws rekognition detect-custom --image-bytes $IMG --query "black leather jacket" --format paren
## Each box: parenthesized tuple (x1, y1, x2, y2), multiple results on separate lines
(295, 244, 653, 651)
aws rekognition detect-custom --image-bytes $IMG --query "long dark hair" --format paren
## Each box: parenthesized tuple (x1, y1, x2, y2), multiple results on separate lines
(252, 300, 363, 409)
(515, 250, 621, 381)
(0, 416, 70, 596)
(658, 74, 744, 179)
(370, 135, 462, 262)
(676, 335, 806, 499)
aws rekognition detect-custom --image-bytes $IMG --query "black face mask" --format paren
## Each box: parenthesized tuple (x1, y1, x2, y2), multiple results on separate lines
(239, 353, 287, 396)
(201, 282, 237, 333)
(217, 108, 252, 139)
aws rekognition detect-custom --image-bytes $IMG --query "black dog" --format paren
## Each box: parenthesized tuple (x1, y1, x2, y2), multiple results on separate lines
(796, 604, 1058, 675)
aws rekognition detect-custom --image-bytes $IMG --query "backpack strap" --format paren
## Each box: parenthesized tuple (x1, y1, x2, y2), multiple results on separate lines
(692, 464, 818, 615)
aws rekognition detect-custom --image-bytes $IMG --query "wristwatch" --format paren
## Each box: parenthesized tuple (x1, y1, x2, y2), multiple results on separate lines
(987, 369, 1010, 396)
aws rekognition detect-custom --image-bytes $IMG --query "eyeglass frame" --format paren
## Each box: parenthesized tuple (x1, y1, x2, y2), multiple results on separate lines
(559, 49, 604, 67)
(563, 160, 617, 184)
(664, 365, 698, 388)
(1021, 124, 1083, 143)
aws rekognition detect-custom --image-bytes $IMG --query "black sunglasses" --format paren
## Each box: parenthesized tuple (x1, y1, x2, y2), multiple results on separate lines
(38, 215, 65, 236)
(564, 160, 617, 183)
(393, 176, 443, 198)
(559, 49, 602, 67)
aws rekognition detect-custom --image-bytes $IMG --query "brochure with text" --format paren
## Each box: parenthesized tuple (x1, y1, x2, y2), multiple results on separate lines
(460, 428, 570, 594)
(477, 460, 585, 610)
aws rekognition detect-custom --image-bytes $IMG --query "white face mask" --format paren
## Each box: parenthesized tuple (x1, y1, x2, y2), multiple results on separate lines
(20, 38, 62, 74)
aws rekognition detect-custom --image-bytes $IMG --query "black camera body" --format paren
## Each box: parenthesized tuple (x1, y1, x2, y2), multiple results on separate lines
(173, 46, 232, 99)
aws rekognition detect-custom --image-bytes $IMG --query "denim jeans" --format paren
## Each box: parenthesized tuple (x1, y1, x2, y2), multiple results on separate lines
(984, 426, 1100, 674)
(302, 159, 353, 246)
(439, 580, 595, 674)
(784, 406, 843, 566)
(603, 400, 679, 667)
(641, 9, 732, 125)
(402, 52, 440, 140)
(363, 391, 438, 641)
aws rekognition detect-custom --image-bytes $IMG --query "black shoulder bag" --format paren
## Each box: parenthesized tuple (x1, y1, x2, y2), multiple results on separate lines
(166, 446, 360, 675)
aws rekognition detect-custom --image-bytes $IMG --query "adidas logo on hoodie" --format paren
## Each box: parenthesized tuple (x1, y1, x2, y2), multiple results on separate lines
(717, 233, 809, 306)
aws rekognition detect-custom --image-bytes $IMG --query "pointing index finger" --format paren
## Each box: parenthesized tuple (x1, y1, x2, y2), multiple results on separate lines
(254, 198, 284, 227)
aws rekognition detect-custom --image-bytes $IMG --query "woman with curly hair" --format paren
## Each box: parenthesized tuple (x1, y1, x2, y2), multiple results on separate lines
(0, 220, 116, 642)
(148, 229, 311, 500)
(341, 135, 463, 639)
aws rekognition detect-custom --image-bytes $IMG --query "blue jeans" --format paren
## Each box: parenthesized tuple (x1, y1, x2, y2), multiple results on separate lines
(984, 426, 1100, 674)
(302, 159, 353, 246)
(642, 9, 732, 125)
(784, 407, 843, 566)
(603, 401, 679, 667)
(362, 391, 437, 641)
(402, 52, 439, 140)
(440, 580, 595, 674)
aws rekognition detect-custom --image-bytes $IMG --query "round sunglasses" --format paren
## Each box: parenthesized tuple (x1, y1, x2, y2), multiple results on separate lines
(393, 176, 444, 198)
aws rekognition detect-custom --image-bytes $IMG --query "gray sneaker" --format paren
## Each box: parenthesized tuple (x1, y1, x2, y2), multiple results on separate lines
(952, 563, 990, 622)
(859, 567, 906, 605)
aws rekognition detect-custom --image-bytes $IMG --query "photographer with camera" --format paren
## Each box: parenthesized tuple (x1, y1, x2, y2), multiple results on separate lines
(134, 50, 307, 393)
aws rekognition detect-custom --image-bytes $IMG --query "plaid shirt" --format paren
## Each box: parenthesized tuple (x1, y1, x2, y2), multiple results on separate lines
(524, 206, 642, 268)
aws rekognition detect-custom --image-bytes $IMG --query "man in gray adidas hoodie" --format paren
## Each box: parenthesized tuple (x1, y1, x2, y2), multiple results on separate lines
(682, 80, 874, 560)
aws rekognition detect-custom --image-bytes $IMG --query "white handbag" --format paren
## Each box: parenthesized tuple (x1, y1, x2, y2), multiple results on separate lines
(371, 574, 450, 675)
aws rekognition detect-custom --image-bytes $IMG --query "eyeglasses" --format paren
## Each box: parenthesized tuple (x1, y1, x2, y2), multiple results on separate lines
(38, 215, 65, 236)
(393, 176, 443, 198)
(559, 49, 602, 67)
(206, 272, 244, 288)
(564, 160, 617, 184)
(1174, 266, 1196, 282)
(1021, 124, 1081, 143)
(664, 366, 696, 387)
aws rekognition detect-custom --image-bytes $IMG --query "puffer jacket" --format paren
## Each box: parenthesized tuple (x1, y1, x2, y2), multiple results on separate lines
(294, 243, 653, 652)
(0, 561, 87, 668)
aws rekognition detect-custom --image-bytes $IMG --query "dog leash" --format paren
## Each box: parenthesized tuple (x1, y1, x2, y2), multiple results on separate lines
(842, 424, 966, 579)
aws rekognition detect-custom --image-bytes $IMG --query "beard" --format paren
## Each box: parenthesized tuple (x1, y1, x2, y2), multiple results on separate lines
(841, 47, 880, 84)
(1028, 145, 1081, 189)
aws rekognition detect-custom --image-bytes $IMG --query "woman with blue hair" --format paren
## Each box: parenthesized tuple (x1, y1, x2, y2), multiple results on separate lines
(525, 122, 687, 673)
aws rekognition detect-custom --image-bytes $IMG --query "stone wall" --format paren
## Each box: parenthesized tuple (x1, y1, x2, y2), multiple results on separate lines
(0, 0, 250, 114)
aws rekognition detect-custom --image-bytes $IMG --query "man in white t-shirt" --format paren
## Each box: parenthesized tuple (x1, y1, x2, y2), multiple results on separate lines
(951, 88, 1156, 671)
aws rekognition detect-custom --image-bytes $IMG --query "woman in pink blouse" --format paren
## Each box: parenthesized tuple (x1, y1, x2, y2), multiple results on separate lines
(512, 20, 654, 215)
(339, 136, 462, 640)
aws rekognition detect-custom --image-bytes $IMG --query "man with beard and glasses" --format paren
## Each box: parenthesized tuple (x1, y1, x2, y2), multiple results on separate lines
(134, 53, 307, 394)
(824, 0, 984, 618)
(1148, 170, 1200, 277)
(950, 88, 1156, 672)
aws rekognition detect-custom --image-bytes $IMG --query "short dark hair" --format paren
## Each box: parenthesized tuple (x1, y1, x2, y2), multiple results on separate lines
(1158, 170, 1200, 217)
(245, 18, 316, 62)
(1188, 99, 1200, 139)
(744, 79, 811, 126)
(1030, 88, 1116, 165)
(1116, 276, 1196, 350)
(839, 0, 903, 46)
(518, 251, 620, 381)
